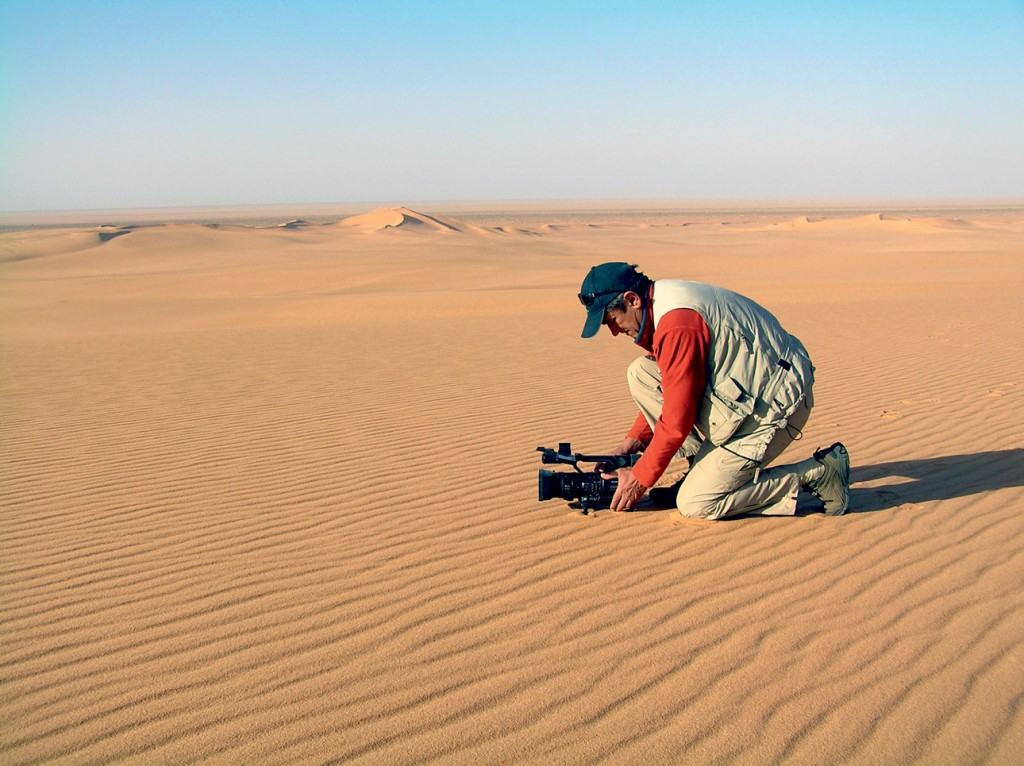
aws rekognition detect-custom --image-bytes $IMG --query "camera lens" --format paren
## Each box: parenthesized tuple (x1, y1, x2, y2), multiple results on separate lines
(538, 469, 564, 501)
(537, 469, 617, 507)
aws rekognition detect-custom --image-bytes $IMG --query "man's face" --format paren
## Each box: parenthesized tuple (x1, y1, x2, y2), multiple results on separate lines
(603, 291, 643, 337)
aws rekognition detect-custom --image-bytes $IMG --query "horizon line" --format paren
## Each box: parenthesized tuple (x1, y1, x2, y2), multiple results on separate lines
(3, 195, 1024, 220)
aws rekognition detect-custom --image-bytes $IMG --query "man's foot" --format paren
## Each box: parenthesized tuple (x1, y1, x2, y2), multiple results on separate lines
(806, 442, 851, 516)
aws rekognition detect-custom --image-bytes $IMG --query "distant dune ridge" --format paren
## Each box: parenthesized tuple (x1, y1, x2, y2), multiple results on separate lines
(2, 207, 1015, 263)
(765, 212, 980, 232)
(0, 228, 136, 262)
(1, 205, 1023, 764)
(338, 206, 492, 234)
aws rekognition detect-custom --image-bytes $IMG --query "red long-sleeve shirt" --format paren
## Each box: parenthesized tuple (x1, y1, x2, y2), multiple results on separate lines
(627, 307, 710, 488)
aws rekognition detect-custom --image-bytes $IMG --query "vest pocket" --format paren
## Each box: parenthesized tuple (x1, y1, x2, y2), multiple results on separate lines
(706, 377, 755, 445)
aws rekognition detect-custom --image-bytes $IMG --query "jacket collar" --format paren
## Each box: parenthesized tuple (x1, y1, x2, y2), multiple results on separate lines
(634, 283, 655, 351)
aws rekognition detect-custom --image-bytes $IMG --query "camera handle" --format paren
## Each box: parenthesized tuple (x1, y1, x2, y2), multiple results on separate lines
(536, 443, 642, 472)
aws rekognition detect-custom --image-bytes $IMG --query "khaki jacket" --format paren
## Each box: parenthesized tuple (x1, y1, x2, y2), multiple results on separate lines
(652, 280, 814, 448)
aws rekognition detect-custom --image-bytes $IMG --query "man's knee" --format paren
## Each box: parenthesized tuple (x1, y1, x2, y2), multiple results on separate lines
(626, 355, 659, 398)
(676, 494, 726, 520)
(674, 455, 750, 520)
(625, 355, 646, 387)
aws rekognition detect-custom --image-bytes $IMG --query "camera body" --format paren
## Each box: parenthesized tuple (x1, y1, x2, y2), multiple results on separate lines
(536, 442, 640, 514)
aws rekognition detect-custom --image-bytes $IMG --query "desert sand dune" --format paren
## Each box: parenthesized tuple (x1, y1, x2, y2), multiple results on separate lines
(1, 207, 1022, 765)
(0, 227, 135, 262)
(338, 206, 496, 236)
(761, 212, 982, 233)
(492, 226, 543, 236)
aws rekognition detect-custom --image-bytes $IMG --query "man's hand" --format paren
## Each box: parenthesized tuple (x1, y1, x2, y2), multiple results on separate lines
(603, 467, 649, 512)
(595, 437, 646, 475)
(615, 436, 645, 456)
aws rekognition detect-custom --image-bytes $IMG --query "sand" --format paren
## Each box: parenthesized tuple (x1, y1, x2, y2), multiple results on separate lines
(2, 206, 1022, 765)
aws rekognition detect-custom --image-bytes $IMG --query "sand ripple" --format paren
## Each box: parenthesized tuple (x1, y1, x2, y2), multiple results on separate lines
(2, 210, 1023, 764)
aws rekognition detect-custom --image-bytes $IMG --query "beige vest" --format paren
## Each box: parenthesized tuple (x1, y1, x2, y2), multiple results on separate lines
(652, 280, 815, 446)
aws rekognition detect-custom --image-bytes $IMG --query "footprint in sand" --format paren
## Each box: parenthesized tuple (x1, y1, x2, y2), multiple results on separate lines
(873, 489, 919, 510)
(988, 382, 1018, 397)
(670, 516, 715, 528)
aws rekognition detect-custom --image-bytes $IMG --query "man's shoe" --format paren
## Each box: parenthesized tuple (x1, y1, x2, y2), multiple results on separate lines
(644, 456, 694, 509)
(807, 442, 851, 516)
(647, 478, 685, 509)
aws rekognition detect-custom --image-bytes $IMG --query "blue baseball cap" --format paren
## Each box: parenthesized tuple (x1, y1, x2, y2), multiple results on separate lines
(578, 262, 641, 338)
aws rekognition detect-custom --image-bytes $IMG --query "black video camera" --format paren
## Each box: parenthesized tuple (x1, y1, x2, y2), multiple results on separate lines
(536, 442, 640, 514)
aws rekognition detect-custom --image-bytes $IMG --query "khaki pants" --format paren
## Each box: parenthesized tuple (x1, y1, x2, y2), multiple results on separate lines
(626, 356, 813, 519)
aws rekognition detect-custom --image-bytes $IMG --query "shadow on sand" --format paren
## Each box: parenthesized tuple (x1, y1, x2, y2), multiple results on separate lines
(569, 449, 1024, 517)
(845, 448, 1024, 514)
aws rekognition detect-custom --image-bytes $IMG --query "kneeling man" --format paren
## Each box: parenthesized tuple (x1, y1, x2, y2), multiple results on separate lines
(579, 262, 850, 518)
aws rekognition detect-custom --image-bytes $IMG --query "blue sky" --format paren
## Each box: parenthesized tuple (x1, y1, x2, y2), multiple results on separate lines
(2, 1, 1022, 211)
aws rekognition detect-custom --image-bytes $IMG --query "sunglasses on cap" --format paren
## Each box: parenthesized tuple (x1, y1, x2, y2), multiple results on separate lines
(578, 289, 622, 308)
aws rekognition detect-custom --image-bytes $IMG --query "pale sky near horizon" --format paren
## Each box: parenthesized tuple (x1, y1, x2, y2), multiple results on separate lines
(2, 1, 1022, 212)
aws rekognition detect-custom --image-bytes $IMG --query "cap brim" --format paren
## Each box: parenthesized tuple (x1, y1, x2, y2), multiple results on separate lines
(581, 305, 605, 338)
